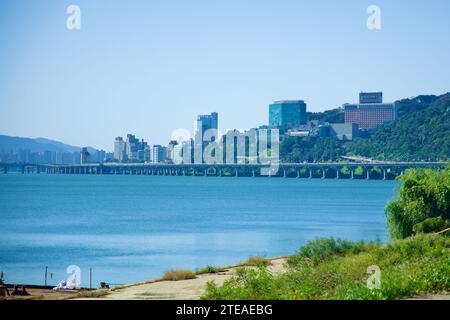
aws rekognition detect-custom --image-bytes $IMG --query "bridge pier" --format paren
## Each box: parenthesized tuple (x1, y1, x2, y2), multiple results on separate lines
(2, 163, 443, 179)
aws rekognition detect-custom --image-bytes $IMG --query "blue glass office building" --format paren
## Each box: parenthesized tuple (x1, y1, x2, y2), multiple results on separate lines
(269, 100, 307, 130)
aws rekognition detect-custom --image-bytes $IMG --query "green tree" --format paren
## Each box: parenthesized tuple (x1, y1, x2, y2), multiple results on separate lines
(280, 136, 344, 163)
(385, 166, 450, 239)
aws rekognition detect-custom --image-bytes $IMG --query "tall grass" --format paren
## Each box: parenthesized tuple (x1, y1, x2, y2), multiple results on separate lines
(240, 256, 271, 267)
(162, 269, 196, 281)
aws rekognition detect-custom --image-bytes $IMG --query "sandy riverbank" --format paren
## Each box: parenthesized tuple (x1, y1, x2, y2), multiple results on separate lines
(80, 257, 287, 300)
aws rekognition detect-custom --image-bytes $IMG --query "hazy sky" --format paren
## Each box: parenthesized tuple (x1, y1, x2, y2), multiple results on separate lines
(1, 0, 449, 151)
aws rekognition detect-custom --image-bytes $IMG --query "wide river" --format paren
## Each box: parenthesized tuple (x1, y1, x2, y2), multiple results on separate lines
(0, 174, 398, 287)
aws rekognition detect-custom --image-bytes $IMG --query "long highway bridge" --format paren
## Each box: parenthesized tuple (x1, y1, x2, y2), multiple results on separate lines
(0, 162, 447, 180)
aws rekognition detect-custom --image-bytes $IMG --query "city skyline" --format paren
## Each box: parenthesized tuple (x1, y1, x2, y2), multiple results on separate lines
(1, 1, 450, 150)
(0, 89, 447, 158)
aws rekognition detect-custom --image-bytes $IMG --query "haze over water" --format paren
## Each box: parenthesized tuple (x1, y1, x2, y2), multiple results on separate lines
(0, 174, 397, 287)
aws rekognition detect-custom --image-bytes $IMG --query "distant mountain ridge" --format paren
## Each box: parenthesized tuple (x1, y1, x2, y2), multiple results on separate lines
(0, 135, 98, 154)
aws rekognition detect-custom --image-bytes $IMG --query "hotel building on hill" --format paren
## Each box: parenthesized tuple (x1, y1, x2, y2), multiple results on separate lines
(344, 92, 397, 131)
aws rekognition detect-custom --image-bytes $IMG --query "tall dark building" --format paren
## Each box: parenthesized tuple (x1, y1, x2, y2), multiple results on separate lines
(196, 112, 218, 133)
(195, 112, 219, 163)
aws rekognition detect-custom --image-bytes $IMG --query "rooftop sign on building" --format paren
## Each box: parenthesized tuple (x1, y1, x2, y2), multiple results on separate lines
(359, 92, 383, 104)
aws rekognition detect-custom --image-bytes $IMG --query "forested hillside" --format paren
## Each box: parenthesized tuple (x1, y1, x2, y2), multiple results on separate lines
(348, 94, 450, 161)
(281, 93, 450, 162)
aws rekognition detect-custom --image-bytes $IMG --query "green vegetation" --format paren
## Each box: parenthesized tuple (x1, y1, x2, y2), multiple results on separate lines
(196, 266, 222, 274)
(395, 95, 439, 118)
(238, 256, 272, 267)
(349, 94, 450, 161)
(281, 136, 344, 163)
(308, 108, 344, 123)
(202, 167, 449, 300)
(162, 269, 196, 281)
(285, 238, 375, 267)
(386, 166, 450, 239)
(202, 234, 449, 300)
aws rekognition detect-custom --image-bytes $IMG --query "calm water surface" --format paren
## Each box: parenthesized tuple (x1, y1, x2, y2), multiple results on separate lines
(0, 174, 398, 287)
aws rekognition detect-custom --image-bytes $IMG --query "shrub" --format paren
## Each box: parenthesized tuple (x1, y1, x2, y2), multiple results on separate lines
(162, 269, 196, 281)
(413, 216, 450, 234)
(196, 266, 222, 274)
(202, 266, 280, 300)
(287, 237, 371, 268)
(386, 166, 450, 239)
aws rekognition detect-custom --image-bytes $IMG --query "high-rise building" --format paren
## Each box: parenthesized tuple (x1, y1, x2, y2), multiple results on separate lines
(269, 100, 307, 131)
(125, 134, 140, 161)
(166, 140, 178, 162)
(344, 92, 396, 131)
(114, 137, 127, 162)
(105, 152, 114, 162)
(136, 139, 149, 162)
(143, 145, 151, 162)
(151, 145, 167, 163)
(195, 112, 219, 163)
(114, 135, 150, 163)
(93, 150, 106, 163)
(80, 147, 90, 164)
(172, 144, 184, 164)
(197, 112, 218, 132)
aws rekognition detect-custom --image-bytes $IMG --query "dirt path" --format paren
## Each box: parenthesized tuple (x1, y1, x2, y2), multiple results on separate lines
(406, 294, 450, 300)
(97, 258, 287, 300)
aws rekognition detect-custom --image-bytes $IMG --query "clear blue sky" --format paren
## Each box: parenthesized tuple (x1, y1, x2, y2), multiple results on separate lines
(1, 0, 449, 151)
